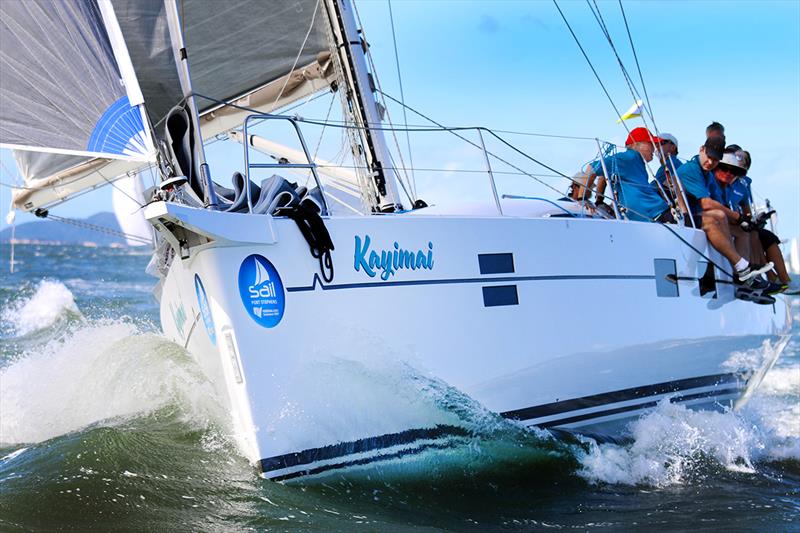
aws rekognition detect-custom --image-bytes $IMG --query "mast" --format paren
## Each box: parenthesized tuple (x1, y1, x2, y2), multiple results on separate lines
(323, 0, 405, 212)
(164, 0, 219, 209)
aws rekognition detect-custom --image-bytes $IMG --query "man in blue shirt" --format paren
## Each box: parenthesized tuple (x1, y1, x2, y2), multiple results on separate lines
(678, 138, 771, 288)
(654, 133, 683, 186)
(587, 127, 671, 222)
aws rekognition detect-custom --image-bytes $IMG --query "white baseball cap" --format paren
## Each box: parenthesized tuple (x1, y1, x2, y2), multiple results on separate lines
(659, 133, 678, 149)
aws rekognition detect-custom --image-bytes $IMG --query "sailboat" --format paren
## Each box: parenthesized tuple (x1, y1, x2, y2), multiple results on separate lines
(1, 0, 791, 482)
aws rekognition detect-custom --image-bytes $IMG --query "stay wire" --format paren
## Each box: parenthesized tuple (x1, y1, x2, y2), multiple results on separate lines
(387, 0, 416, 197)
(42, 212, 152, 246)
(619, 0, 657, 133)
(553, 0, 630, 133)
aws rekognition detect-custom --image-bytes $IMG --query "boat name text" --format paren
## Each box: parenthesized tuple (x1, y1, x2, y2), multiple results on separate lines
(354, 235, 434, 280)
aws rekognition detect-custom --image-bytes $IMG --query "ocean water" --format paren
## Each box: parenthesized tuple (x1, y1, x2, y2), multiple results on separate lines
(1, 244, 798, 532)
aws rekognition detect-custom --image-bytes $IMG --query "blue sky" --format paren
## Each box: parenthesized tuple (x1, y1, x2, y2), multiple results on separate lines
(2, 0, 798, 239)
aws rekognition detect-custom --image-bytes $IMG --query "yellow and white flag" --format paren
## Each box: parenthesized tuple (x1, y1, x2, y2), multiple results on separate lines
(616, 99, 643, 123)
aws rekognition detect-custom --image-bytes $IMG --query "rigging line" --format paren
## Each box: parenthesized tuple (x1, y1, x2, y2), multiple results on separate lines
(42, 212, 152, 245)
(374, 94, 579, 200)
(315, 164, 565, 178)
(194, 91, 603, 203)
(305, 92, 337, 189)
(387, 0, 416, 198)
(618, 0, 658, 133)
(270, 0, 321, 112)
(99, 173, 145, 208)
(584, 1, 675, 210)
(351, 0, 416, 200)
(552, 0, 630, 133)
(587, 0, 643, 115)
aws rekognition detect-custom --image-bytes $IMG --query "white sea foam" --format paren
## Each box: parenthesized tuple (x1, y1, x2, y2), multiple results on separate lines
(0, 321, 225, 444)
(577, 362, 800, 487)
(2, 280, 80, 335)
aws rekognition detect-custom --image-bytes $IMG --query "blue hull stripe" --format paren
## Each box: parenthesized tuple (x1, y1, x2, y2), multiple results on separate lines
(260, 424, 469, 474)
(500, 372, 741, 421)
(287, 273, 655, 293)
(259, 373, 744, 479)
(535, 387, 741, 428)
(270, 441, 455, 482)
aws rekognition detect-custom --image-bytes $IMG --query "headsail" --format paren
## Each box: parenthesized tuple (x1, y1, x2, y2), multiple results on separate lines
(1, 0, 155, 211)
(0, 0, 152, 161)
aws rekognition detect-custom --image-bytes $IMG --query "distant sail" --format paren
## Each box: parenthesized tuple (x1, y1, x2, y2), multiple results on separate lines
(111, 173, 153, 247)
(253, 258, 271, 286)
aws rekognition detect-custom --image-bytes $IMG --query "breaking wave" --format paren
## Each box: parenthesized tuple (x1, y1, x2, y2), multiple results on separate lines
(0, 282, 227, 446)
(1, 279, 80, 336)
(576, 361, 800, 487)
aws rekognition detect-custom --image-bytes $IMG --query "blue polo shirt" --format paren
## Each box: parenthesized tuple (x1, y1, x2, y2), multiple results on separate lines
(654, 154, 683, 185)
(676, 155, 718, 213)
(591, 148, 669, 222)
(726, 176, 752, 213)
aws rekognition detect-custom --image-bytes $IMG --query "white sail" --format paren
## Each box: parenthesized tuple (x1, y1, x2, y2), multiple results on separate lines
(111, 173, 153, 247)
(4, 0, 335, 213)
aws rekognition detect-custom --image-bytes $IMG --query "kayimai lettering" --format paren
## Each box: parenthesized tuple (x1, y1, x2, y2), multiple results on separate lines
(354, 235, 434, 280)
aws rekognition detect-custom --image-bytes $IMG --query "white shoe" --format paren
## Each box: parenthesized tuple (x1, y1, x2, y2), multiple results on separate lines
(737, 262, 774, 283)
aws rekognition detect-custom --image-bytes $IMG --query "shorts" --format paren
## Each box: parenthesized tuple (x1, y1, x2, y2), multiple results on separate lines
(758, 228, 780, 249)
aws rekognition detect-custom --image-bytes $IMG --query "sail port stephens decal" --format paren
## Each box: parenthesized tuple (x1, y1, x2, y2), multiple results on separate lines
(194, 274, 216, 345)
(238, 254, 285, 328)
(354, 235, 434, 280)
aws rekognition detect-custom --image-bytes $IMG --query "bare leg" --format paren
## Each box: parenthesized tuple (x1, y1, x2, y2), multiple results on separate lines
(765, 243, 791, 283)
(730, 224, 751, 263)
(702, 210, 742, 266)
(749, 232, 764, 265)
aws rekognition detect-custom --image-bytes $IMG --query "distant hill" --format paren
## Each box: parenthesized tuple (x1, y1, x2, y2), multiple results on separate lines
(0, 212, 130, 246)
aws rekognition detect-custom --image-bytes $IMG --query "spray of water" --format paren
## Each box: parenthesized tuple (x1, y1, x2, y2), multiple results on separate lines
(0, 281, 228, 446)
(2, 280, 80, 336)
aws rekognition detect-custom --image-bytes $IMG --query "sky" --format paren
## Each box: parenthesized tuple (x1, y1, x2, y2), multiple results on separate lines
(1, 0, 798, 240)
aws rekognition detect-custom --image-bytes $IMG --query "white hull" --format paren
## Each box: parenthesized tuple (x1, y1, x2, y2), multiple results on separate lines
(147, 201, 791, 481)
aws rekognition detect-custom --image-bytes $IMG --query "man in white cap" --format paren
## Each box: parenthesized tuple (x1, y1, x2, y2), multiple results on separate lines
(655, 133, 682, 186)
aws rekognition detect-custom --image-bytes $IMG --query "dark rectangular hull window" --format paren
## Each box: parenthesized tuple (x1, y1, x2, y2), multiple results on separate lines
(478, 253, 515, 274)
(654, 258, 679, 297)
(483, 285, 519, 307)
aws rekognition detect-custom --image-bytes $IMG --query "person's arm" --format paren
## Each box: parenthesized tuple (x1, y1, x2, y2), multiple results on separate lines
(699, 197, 743, 223)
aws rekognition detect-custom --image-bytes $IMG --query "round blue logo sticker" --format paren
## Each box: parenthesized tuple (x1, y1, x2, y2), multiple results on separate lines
(194, 274, 216, 345)
(238, 254, 285, 328)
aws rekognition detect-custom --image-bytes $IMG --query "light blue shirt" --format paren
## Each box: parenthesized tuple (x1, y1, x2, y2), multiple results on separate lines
(592, 149, 669, 222)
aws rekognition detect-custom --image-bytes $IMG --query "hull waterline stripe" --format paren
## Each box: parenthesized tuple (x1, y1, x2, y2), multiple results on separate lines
(287, 273, 655, 292)
(534, 387, 742, 428)
(269, 441, 455, 482)
(263, 386, 742, 481)
(500, 372, 741, 421)
(259, 374, 744, 477)
(259, 424, 469, 473)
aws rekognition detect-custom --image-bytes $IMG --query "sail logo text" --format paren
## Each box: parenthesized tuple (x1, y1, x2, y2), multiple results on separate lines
(354, 235, 434, 280)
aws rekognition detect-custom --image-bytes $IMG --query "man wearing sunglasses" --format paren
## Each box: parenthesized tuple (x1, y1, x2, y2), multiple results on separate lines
(654, 133, 682, 187)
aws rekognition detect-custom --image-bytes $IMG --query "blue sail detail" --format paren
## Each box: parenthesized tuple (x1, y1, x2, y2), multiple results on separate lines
(87, 96, 147, 156)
